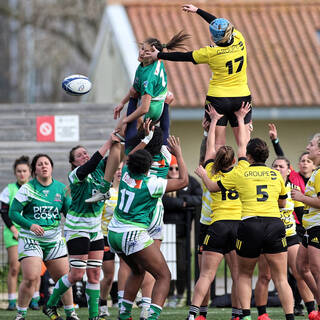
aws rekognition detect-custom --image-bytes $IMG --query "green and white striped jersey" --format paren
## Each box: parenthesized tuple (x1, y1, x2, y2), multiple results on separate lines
(9, 178, 70, 242)
(108, 165, 167, 232)
(64, 159, 106, 233)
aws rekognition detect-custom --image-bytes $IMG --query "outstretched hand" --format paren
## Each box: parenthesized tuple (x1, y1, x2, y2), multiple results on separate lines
(205, 104, 223, 122)
(167, 135, 182, 157)
(235, 101, 251, 119)
(145, 46, 159, 61)
(114, 103, 124, 120)
(268, 123, 278, 140)
(194, 165, 206, 179)
(143, 118, 155, 136)
(182, 4, 198, 13)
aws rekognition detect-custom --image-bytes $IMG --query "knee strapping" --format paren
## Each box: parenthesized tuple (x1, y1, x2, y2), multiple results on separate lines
(69, 258, 87, 269)
(87, 259, 102, 268)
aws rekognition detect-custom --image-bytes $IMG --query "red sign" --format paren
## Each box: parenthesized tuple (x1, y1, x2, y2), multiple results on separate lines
(36, 116, 55, 142)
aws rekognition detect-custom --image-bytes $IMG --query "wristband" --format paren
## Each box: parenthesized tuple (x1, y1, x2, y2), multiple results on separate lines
(141, 130, 154, 144)
(273, 138, 279, 144)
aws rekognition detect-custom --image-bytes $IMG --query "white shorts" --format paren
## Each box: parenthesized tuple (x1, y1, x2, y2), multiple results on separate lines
(148, 199, 164, 240)
(18, 236, 67, 261)
(64, 229, 104, 243)
(108, 229, 154, 256)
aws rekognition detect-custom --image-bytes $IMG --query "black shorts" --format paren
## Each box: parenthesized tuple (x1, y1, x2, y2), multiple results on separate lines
(287, 234, 299, 247)
(236, 217, 287, 258)
(296, 223, 305, 240)
(67, 237, 105, 255)
(203, 220, 239, 254)
(103, 236, 115, 261)
(302, 226, 320, 249)
(205, 95, 252, 127)
(198, 223, 210, 255)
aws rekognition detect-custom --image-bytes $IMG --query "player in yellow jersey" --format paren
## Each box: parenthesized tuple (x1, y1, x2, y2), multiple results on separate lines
(254, 156, 316, 320)
(292, 133, 320, 320)
(99, 162, 123, 318)
(147, 4, 251, 150)
(195, 138, 295, 320)
(186, 102, 250, 320)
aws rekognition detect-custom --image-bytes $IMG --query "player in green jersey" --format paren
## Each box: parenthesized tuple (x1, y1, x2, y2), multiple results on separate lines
(108, 135, 188, 320)
(116, 121, 173, 319)
(113, 32, 189, 147)
(9, 154, 78, 320)
(45, 134, 121, 320)
(0, 156, 34, 311)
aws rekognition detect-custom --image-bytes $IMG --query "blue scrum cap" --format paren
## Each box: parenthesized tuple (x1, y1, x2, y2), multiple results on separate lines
(209, 18, 231, 43)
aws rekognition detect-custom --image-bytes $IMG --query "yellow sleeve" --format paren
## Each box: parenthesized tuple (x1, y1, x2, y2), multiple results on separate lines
(192, 47, 210, 64)
(218, 159, 248, 190)
(279, 174, 288, 198)
(205, 161, 214, 178)
(315, 171, 320, 197)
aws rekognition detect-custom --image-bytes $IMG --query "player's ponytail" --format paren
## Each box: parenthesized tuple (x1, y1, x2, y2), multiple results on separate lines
(144, 31, 191, 53)
(165, 30, 191, 51)
(213, 146, 234, 174)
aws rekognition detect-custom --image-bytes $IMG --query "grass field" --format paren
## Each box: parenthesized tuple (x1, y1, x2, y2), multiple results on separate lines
(0, 307, 292, 319)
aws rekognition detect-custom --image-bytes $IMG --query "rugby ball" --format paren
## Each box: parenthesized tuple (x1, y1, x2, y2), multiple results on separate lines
(62, 74, 92, 96)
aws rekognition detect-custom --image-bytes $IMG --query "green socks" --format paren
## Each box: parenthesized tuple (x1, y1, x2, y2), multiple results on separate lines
(64, 305, 75, 317)
(148, 304, 162, 320)
(85, 282, 100, 319)
(17, 306, 27, 317)
(47, 274, 72, 307)
(119, 299, 133, 320)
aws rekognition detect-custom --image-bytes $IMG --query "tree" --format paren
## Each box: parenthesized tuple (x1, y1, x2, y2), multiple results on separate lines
(0, 0, 106, 102)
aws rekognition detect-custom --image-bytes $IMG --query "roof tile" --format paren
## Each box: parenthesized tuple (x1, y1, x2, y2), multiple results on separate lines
(125, 1, 320, 107)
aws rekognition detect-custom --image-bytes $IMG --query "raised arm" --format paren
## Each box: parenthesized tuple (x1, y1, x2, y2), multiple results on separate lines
(123, 94, 151, 125)
(234, 102, 251, 158)
(268, 123, 285, 157)
(76, 135, 113, 181)
(182, 4, 217, 23)
(166, 136, 189, 192)
(114, 86, 139, 120)
(204, 105, 223, 162)
(194, 165, 221, 192)
(128, 119, 154, 155)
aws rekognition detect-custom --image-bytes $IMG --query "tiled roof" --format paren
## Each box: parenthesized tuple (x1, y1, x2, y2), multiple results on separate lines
(125, 1, 320, 108)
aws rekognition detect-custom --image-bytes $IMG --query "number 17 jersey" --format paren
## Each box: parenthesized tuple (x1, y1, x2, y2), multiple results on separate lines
(109, 165, 167, 231)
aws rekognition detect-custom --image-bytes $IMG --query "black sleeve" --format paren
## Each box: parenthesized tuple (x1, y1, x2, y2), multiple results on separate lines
(0, 202, 13, 229)
(181, 176, 202, 207)
(76, 151, 104, 181)
(196, 8, 217, 24)
(158, 51, 196, 63)
(294, 207, 305, 225)
(162, 194, 185, 210)
(271, 139, 285, 157)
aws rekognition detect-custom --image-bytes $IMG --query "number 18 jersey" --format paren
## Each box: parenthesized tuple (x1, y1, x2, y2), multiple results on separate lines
(218, 160, 287, 219)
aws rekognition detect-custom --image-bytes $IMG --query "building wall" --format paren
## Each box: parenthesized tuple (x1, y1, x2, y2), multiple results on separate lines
(88, 27, 131, 104)
(170, 119, 320, 178)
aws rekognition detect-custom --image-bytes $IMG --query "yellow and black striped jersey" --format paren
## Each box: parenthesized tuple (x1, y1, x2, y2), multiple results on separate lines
(218, 160, 287, 219)
(101, 187, 118, 236)
(192, 29, 250, 98)
(200, 160, 248, 225)
(303, 168, 320, 230)
(280, 183, 303, 237)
